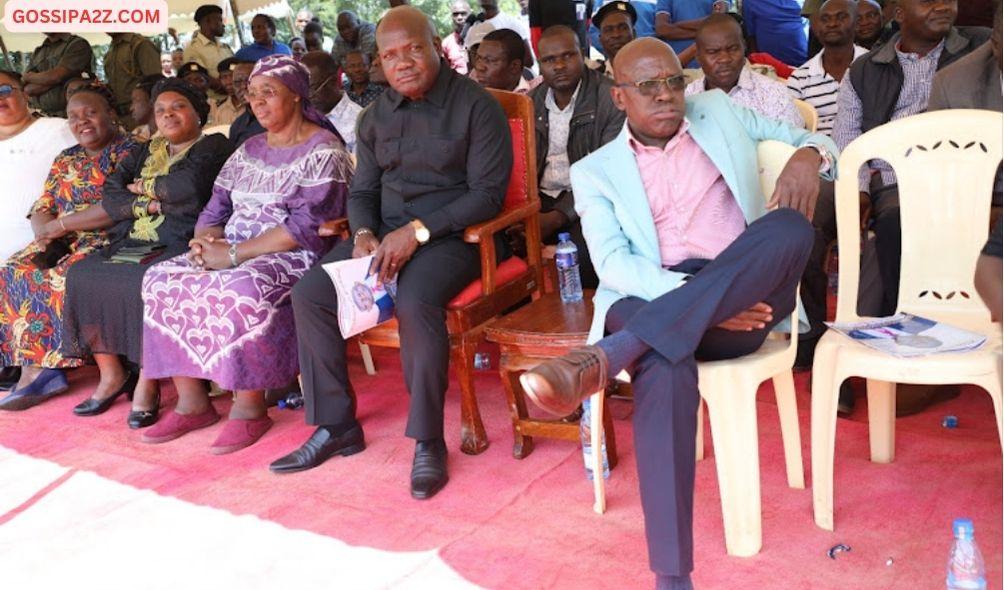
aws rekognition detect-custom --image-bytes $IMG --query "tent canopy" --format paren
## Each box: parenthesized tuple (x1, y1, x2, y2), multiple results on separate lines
(0, 0, 290, 54)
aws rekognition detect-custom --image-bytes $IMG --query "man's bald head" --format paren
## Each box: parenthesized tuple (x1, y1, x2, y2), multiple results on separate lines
(377, 5, 438, 43)
(695, 13, 744, 49)
(814, 0, 858, 48)
(694, 14, 745, 92)
(610, 38, 687, 148)
(376, 6, 442, 100)
(613, 37, 681, 85)
(538, 24, 580, 49)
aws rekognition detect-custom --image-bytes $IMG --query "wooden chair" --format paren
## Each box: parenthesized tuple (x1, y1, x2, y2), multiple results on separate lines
(321, 90, 544, 455)
(811, 109, 1003, 531)
(589, 141, 806, 558)
(794, 99, 818, 133)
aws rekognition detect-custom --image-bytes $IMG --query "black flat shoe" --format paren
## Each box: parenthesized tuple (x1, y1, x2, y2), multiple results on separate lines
(73, 372, 138, 417)
(410, 438, 448, 500)
(127, 392, 161, 429)
(269, 424, 365, 474)
(0, 367, 21, 390)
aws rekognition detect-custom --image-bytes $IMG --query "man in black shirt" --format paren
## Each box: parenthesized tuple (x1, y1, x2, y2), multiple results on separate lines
(270, 6, 513, 501)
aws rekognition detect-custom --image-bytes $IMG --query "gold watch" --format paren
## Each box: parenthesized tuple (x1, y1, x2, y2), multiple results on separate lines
(410, 219, 430, 244)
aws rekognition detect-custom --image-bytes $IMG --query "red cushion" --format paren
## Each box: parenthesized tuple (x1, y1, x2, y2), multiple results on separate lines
(503, 118, 529, 210)
(448, 257, 529, 309)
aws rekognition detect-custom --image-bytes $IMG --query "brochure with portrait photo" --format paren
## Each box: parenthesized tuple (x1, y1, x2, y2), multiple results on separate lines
(323, 255, 397, 338)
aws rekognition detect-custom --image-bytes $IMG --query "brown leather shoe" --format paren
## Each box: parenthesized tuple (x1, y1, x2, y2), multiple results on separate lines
(519, 346, 609, 417)
(896, 384, 961, 417)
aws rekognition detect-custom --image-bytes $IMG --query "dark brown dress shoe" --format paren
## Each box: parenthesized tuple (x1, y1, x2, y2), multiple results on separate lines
(519, 345, 608, 417)
(411, 439, 448, 500)
(895, 384, 961, 417)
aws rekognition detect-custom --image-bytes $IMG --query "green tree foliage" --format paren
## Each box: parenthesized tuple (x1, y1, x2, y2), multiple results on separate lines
(285, 0, 522, 41)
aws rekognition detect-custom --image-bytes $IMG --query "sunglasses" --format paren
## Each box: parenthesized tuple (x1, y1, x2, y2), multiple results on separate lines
(0, 84, 21, 99)
(616, 74, 687, 97)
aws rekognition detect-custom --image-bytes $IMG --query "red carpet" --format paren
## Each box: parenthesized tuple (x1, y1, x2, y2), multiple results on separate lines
(0, 345, 1000, 589)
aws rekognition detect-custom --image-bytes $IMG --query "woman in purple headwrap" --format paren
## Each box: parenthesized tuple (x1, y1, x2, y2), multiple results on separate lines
(138, 55, 352, 453)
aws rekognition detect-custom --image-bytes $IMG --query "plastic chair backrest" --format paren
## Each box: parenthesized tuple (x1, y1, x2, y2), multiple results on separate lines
(757, 140, 801, 347)
(203, 124, 230, 138)
(794, 99, 818, 133)
(487, 89, 538, 212)
(834, 109, 1003, 329)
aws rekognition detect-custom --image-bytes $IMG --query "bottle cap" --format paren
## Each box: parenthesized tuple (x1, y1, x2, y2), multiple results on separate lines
(558, 232, 571, 242)
(952, 518, 974, 540)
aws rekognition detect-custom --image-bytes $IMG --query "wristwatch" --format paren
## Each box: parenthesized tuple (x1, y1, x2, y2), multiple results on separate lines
(228, 243, 240, 267)
(410, 219, 430, 245)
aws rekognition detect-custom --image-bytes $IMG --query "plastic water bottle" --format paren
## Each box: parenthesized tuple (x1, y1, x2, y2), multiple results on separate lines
(473, 352, 491, 371)
(946, 518, 986, 589)
(555, 232, 583, 303)
(277, 391, 304, 410)
(580, 397, 610, 481)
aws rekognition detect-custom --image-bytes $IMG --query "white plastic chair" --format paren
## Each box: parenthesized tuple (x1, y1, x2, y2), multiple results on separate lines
(590, 141, 806, 558)
(811, 109, 1004, 532)
(794, 99, 819, 133)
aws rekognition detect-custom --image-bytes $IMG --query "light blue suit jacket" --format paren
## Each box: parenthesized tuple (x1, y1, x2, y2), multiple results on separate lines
(570, 90, 839, 343)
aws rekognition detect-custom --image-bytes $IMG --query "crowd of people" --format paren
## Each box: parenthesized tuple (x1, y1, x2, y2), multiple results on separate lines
(0, 1, 1000, 589)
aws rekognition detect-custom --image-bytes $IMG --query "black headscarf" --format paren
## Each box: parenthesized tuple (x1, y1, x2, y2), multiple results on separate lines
(151, 78, 211, 126)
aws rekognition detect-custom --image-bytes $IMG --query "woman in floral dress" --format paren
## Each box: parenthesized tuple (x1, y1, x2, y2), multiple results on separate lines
(0, 84, 137, 410)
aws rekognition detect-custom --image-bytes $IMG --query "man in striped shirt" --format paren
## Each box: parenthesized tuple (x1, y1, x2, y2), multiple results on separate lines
(787, 0, 868, 137)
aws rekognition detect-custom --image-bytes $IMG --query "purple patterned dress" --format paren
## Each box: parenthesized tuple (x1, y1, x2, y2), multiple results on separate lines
(140, 130, 351, 390)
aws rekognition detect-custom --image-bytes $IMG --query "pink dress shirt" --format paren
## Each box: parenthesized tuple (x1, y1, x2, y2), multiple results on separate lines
(442, 31, 468, 75)
(627, 120, 747, 268)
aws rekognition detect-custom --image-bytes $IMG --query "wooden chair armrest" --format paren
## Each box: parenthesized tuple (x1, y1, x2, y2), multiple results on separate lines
(463, 200, 540, 244)
(320, 217, 350, 239)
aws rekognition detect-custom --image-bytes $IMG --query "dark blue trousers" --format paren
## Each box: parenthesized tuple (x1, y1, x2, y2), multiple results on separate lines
(604, 208, 814, 575)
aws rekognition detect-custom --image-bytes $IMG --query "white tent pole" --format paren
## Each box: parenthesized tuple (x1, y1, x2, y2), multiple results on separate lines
(228, 0, 246, 47)
(0, 34, 13, 70)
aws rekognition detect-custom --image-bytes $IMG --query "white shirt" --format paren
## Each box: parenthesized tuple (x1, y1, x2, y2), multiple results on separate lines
(540, 83, 581, 198)
(0, 117, 76, 261)
(326, 94, 364, 155)
(787, 45, 869, 136)
(685, 67, 805, 129)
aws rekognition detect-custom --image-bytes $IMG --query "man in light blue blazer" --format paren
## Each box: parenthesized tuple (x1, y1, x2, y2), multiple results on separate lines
(519, 38, 838, 590)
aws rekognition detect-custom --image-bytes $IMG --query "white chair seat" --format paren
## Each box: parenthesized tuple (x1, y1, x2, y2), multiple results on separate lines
(811, 109, 1004, 533)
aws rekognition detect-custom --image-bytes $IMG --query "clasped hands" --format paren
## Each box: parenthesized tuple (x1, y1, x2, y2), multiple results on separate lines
(187, 236, 231, 270)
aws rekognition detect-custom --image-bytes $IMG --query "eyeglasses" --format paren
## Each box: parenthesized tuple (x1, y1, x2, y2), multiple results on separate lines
(246, 86, 280, 101)
(616, 74, 687, 97)
(0, 84, 21, 99)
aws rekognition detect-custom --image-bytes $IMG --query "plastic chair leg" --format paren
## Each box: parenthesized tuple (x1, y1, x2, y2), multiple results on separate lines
(811, 345, 841, 531)
(590, 391, 606, 515)
(867, 379, 896, 464)
(772, 371, 805, 489)
(972, 369, 1003, 451)
(696, 399, 705, 462)
(706, 377, 763, 557)
(359, 342, 376, 376)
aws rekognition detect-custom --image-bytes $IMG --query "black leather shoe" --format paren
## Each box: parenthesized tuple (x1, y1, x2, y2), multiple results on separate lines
(127, 392, 161, 429)
(0, 367, 21, 390)
(410, 439, 448, 500)
(73, 372, 138, 417)
(269, 424, 365, 474)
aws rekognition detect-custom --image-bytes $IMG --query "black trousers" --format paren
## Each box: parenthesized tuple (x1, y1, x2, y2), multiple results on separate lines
(540, 197, 599, 290)
(291, 236, 481, 441)
(605, 209, 813, 576)
(798, 180, 838, 357)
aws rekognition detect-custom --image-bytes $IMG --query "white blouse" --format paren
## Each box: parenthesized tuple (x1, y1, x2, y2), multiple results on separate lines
(0, 117, 77, 261)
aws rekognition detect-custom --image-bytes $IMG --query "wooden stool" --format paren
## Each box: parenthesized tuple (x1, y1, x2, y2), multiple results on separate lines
(485, 291, 618, 467)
